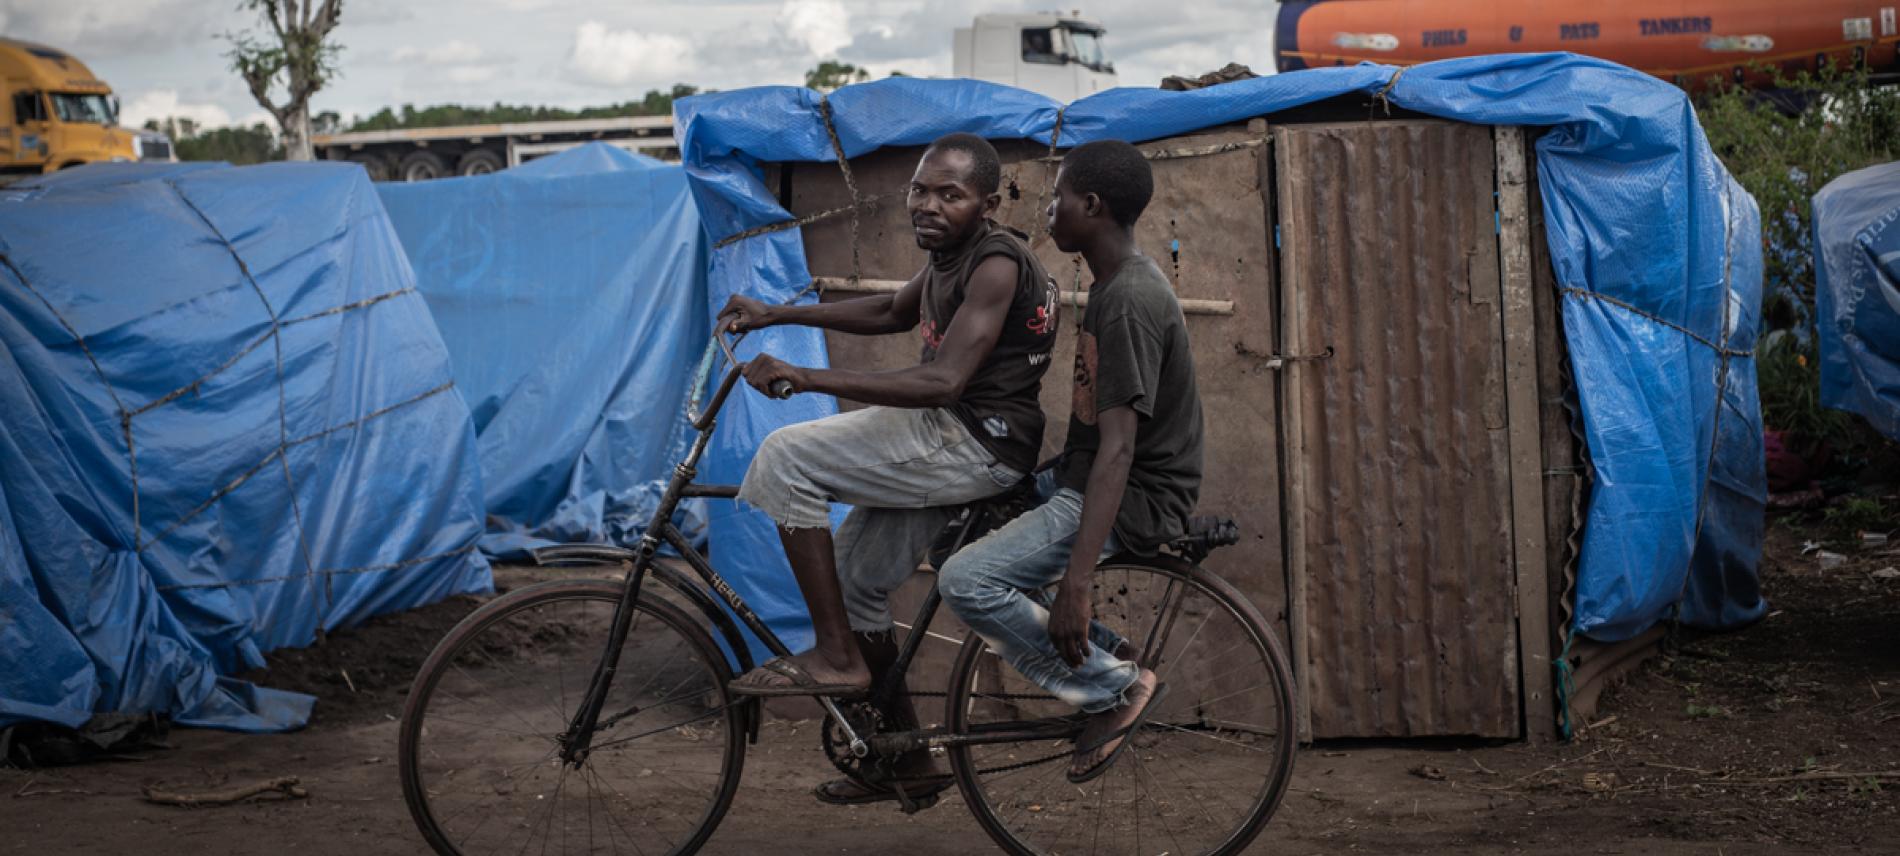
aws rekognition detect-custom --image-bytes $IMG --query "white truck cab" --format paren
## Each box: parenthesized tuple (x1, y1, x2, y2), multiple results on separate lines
(954, 12, 1119, 102)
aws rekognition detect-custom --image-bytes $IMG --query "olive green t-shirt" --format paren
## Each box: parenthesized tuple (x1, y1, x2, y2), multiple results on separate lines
(1057, 256, 1204, 553)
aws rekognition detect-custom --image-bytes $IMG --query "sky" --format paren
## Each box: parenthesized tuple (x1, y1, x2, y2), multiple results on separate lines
(0, 0, 1281, 132)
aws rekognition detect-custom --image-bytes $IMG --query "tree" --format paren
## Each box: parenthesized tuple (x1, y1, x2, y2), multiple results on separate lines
(144, 117, 201, 141)
(225, 0, 344, 161)
(311, 110, 342, 136)
(144, 117, 283, 164)
(343, 87, 702, 133)
(805, 60, 870, 93)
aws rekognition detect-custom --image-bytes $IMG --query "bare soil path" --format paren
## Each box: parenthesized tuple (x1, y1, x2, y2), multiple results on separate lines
(5, 522, 1895, 855)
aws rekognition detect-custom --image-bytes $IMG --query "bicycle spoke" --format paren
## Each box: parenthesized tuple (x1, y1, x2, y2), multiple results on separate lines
(1090, 774, 1107, 856)
(586, 704, 731, 753)
(582, 766, 649, 856)
(596, 682, 719, 732)
(449, 659, 567, 738)
(1137, 737, 1227, 831)
(538, 762, 568, 856)
(423, 713, 559, 743)
(556, 602, 574, 728)
(948, 567, 1294, 856)
(583, 759, 602, 856)
(434, 750, 562, 841)
(405, 587, 740, 856)
(1145, 720, 1270, 754)
(591, 756, 701, 843)
(1132, 751, 1193, 856)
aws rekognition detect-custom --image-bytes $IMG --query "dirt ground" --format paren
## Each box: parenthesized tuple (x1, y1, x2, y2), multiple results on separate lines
(5, 515, 1897, 856)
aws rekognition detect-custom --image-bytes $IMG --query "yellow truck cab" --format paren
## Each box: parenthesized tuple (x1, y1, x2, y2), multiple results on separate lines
(0, 37, 146, 175)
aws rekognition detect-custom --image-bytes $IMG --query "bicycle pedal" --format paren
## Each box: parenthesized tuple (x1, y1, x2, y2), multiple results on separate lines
(896, 791, 940, 815)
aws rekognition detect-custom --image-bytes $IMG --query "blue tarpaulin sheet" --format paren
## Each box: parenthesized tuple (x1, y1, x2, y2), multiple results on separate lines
(377, 144, 713, 558)
(379, 143, 818, 654)
(1813, 161, 1900, 441)
(0, 162, 491, 732)
(676, 52, 1767, 643)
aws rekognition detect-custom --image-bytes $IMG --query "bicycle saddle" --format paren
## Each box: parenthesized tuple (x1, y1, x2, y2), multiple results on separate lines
(1102, 515, 1241, 570)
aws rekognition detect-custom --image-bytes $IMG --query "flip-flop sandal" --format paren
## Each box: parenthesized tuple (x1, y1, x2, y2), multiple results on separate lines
(813, 775, 954, 807)
(1067, 681, 1170, 785)
(727, 657, 870, 698)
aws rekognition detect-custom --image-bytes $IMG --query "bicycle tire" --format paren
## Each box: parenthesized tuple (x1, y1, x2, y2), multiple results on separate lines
(943, 562, 1297, 856)
(399, 578, 746, 856)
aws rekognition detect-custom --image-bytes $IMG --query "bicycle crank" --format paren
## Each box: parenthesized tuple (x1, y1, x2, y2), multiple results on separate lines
(818, 696, 869, 757)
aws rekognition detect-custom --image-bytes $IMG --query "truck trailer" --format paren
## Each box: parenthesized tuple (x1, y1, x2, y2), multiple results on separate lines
(312, 115, 676, 182)
(1275, 0, 1900, 89)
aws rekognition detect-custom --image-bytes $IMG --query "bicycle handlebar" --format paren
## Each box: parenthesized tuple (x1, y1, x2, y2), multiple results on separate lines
(714, 325, 794, 400)
(689, 325, 794, 432)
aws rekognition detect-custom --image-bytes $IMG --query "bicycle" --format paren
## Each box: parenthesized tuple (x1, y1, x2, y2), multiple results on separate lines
(398, 324, 1298, 855)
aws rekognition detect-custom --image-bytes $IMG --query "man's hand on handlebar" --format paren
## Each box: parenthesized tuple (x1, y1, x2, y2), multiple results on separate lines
(717, 295, 776, 333)
(742, 353, 804, 399)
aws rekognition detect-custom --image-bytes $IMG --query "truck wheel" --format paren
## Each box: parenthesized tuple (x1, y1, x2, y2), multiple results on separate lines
(398, 150, 448, 182)
(348, 153, 394, 182)
(456, 149, 504, 176)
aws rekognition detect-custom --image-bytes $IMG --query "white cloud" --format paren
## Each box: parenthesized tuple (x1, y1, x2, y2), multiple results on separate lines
(392, 40, 490, 65)
(3, 0, 237, 57)
(442, 66, 499, 84)
(566, 21, 696, 87)
(343, 5, 416, 26)
(119, 90, 235, 132)
(778, 0, 852, 58)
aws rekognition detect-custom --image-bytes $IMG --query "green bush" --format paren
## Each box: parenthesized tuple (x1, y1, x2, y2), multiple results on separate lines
(1696, 66, 1900, 472)
(142, 118, 283, 164)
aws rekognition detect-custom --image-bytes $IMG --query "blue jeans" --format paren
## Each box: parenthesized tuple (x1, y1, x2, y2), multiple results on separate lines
(937, 473, 1138, 714)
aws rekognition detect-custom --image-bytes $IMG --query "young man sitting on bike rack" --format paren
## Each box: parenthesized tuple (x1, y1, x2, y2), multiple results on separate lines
(939, 139, 1202, 784)
(715, 133, 1061, 804)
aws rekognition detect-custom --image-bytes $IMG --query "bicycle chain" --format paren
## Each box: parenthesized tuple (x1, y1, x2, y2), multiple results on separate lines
(831, 690, 1081, 777)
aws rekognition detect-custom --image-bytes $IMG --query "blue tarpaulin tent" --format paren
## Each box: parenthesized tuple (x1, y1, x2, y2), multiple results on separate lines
(675, 52, 1767, 645)
(377, 144, 712, 557)
(0, 162, 491, 732)
(377, 143, 820, 653)
(1813, 161, 1900, 441)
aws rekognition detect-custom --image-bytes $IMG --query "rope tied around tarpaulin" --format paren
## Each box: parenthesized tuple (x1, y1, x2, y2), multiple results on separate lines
(815, 96, 863, 289)
(0, 179, 473, 600)
(1028, 105, 1069, 246)
(709, 93, 878, 298)
(1550, 177, 1752, 740)
(1373, 65, 1409, 117)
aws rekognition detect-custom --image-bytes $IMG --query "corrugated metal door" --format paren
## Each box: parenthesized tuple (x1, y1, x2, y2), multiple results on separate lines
(1274, 121, 1521, 738)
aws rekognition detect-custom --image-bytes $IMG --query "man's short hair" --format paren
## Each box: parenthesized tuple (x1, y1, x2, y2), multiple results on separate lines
(925, 132, 1002, 195)
(1060, 140, 1154, 228)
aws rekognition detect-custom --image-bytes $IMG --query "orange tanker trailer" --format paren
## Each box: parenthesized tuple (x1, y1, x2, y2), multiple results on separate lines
(1274, 0, 1900, 89)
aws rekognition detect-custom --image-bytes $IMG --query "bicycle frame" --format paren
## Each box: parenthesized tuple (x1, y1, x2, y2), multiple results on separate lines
(556, 327, 1091, 766)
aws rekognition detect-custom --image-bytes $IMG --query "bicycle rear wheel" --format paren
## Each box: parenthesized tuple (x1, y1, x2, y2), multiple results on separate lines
(944, 561, 1297, 856)
(399, 578, 745, 856)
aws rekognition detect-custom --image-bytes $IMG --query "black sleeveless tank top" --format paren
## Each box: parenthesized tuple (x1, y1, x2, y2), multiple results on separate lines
(918, 222, 1060, 473)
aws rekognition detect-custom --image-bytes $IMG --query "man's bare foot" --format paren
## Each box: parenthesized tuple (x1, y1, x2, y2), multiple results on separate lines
(728, 648, 871, 697)
(1068, 668, 1162, 782)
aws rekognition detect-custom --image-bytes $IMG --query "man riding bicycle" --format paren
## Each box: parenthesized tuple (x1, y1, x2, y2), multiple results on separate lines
(717, 132, 1060, 805)
(939, 139, 1201, 784)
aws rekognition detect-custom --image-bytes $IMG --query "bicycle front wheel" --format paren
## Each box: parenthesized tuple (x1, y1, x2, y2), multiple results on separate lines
(399, 577, 745, 856)
(944, 561, 1297, 856)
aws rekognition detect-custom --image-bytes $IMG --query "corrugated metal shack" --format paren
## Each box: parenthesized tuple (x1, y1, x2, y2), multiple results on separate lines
(765, 99, 1588, 741)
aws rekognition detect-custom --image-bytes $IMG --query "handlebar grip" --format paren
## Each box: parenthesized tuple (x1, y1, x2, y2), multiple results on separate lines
(769, 379, 795, 399)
